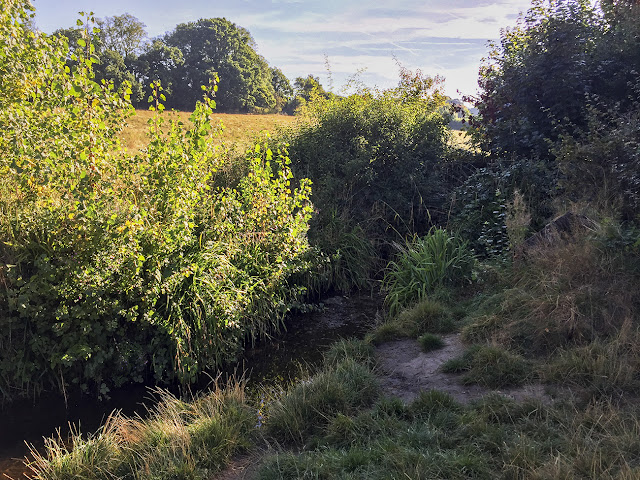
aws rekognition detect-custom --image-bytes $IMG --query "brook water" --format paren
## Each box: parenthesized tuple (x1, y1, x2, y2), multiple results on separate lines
(0, 293, 381, 478)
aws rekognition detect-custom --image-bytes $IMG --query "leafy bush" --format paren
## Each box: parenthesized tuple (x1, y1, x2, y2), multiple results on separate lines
(282, 73, 453, 280)
(0, 4, 315, 399)
(383, 228, 474, 317)
(556, 103, 640, 223)
(449, 160, 557, 257)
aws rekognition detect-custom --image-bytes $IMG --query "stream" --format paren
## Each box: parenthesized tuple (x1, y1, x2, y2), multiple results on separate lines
(0, 293, 381, 479)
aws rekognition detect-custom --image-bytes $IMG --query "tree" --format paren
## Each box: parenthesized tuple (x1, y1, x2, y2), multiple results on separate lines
(160, 18, 276, 111)
(270, 67, 293, 112)
(281, 75, 333, 114)
(466, 0, 640, 225)
(53, 21, 145, 104)
(96, 13, 147, 58)
(470, 0, 604, 161)
(133, 39, 184, 107)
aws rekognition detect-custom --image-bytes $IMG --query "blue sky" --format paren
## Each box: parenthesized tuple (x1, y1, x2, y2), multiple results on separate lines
(32, 0, 533, 99)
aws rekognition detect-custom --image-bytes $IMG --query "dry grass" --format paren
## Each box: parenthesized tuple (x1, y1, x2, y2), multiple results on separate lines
(25, 382, 255, 480)
(119, 110, 299, 154)
(449, 129, 477, 152)
(464, 229, 639, 355)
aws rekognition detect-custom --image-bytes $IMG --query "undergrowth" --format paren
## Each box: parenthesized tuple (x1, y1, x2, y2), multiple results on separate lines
(460, 223, 640, 398)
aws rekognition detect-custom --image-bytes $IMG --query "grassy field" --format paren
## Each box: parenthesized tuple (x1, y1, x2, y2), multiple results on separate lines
(119, 110, 299, 153)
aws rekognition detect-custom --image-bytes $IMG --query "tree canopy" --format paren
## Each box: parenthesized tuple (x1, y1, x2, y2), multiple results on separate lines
(96, 13, 147, 58)
(160, 18, 276, 112)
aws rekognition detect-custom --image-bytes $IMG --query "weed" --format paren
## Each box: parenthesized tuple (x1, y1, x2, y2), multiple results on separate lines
(505, 188, 532, 253)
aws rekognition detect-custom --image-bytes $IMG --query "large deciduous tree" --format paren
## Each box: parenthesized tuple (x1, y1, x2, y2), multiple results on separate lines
(468, 0, 640, 222)
(96, 13, 147, 58)
(161, 18, 276, 112)
(53, 13, 148, 104)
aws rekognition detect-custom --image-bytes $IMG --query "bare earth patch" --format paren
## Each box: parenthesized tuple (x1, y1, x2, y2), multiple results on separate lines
(212, 452, 265, 480)
(375, 334, 551, 404)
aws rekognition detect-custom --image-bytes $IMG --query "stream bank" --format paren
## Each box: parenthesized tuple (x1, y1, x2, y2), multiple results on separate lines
(0, 293, 382, 479)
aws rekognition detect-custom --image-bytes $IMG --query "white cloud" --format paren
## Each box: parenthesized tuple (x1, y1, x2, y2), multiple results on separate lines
(33, 0, 533, 97)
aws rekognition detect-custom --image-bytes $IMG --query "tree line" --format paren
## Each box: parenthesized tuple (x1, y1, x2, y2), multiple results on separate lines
(52, 13, 332, 113)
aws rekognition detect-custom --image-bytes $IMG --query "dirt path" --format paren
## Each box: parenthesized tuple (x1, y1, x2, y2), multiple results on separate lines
(375, 334, 550, 404)
(213, 333, 552, 479)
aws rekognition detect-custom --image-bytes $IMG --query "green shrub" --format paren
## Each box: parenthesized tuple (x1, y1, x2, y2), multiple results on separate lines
(282, 72, 454, 270)
(0, 5, 316, 399)
(449, 161, 556, 258)
(383, 229, 474, 317)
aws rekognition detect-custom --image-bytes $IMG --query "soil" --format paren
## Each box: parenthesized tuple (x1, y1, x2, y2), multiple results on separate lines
(374, 334, 551, 404)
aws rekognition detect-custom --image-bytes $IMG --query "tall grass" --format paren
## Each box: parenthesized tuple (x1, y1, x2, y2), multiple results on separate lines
(383, 228, 474, 317)
(26, 381, 254, 480)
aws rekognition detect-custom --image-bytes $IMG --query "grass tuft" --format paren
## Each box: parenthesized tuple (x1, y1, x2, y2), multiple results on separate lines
(418, 333, 445, 352)
(442, 345, 531, 388)
(26, 381, 254, 480)
(264, 358, 379, 445)
(366, 298, 454, 345)
(324, 338, 376, 368)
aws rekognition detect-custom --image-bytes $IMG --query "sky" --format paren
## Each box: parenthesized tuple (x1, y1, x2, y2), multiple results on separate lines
(32, 0, 534, 99)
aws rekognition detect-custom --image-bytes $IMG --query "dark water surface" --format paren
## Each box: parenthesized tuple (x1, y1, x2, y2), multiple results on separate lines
(0, 293, 381, 478)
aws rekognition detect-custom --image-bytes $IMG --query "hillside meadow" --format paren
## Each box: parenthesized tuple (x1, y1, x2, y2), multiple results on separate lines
(119, 111, 299, 153)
